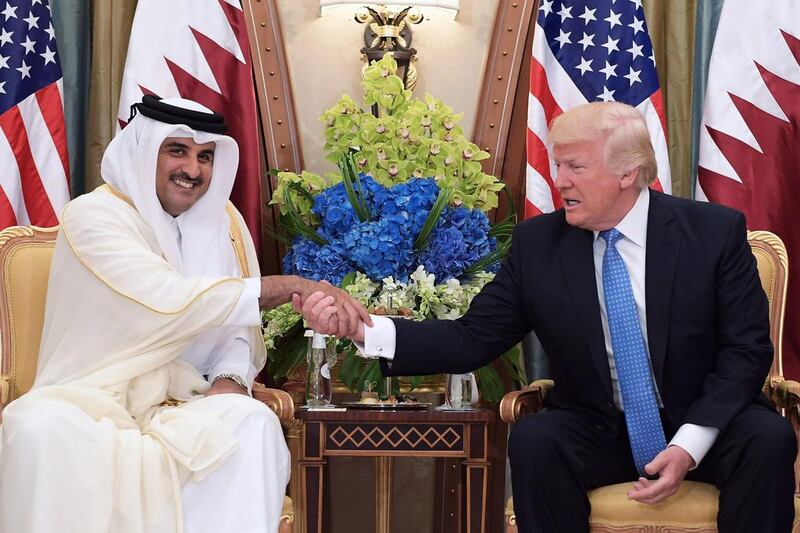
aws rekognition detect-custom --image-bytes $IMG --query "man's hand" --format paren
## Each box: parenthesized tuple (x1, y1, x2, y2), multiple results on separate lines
(259, 275, 372, 337)
(627, 446, 695, 505)
(206, 378, 248, 396)
(292, 282, 372, 338)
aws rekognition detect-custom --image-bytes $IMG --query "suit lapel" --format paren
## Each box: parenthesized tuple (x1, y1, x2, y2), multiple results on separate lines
(645, 192, 680, 391)
(559, 226, 614, 399)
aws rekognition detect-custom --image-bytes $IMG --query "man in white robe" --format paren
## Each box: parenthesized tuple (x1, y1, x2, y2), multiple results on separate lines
(0, 97, 369, 533)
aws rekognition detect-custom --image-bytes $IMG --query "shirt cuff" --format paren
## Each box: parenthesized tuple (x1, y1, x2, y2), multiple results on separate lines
(222, 277, 262, 327)
(668, 423, 720, 469)
(209, 365, 256, 394)
(208, 337, 257, 393)
(354, 315, 396, 360)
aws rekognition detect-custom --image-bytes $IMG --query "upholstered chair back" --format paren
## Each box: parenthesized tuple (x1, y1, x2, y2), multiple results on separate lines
(749, 230, 789, 385)
(0, 226, 58, 405)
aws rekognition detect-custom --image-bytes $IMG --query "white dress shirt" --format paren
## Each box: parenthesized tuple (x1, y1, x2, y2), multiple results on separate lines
(362, 187, 719, 467)
(170, 215, 262, 389)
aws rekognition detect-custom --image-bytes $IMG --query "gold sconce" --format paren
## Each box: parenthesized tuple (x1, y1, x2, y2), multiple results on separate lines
(355, 5, 423, 91)
(319, 1, 459, 91)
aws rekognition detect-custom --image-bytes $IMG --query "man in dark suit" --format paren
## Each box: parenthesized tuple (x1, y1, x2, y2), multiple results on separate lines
(299, 102, 795, 532)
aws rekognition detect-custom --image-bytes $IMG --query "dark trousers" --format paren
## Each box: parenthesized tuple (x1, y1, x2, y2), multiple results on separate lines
(507, 404, 796, 533)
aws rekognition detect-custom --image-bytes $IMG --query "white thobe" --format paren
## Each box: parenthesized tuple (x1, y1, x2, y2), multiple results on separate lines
(0, 187, 289, 533)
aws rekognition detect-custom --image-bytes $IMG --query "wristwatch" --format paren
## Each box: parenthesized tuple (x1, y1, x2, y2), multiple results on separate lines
(212, 373, 249, 392)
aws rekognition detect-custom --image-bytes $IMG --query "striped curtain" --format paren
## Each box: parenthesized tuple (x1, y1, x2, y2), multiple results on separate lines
(84, 0, 137, 194)
(50, 0, 90, 197)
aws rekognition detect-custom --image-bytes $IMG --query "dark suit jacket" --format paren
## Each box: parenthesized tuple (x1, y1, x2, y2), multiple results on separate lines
(383, 191, 773, 436)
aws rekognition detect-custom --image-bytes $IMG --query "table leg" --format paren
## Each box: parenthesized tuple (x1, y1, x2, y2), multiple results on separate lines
(465, 421, 489, 533)
(434, 458, 462, 533)
(465, 462, 489, 533)
(375, 456, 393, 533)
(301, 420, 326, 533)
(301, 460, 325, 533)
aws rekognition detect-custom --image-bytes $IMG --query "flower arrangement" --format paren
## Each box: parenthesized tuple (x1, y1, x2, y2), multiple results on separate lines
(265, 54, 525, 402)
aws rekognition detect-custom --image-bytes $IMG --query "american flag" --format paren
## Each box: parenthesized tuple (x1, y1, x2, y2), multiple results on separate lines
(526, 0, 670, 218)
(0, 0, 69, 229)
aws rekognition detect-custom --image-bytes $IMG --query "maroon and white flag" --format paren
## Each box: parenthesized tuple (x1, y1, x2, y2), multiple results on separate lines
(118, 0, 261, 252)
(697, 0, 800, 377)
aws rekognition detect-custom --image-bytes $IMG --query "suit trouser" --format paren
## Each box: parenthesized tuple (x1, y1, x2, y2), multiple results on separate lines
(507, 404, 796, 533)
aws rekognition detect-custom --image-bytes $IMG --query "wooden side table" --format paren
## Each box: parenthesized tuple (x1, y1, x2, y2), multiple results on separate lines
(294, 407, 497, 533)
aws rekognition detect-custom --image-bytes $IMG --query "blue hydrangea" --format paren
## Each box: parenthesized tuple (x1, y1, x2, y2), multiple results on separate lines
(282, 177, 497, 284)
(333, 214, 416, 281)
(312, 174, 386, 239)
(311, 185, 358, 239)
(374, 178, 440, 236)
(419, 207, 497, 280)
(282, 236, 354, 285)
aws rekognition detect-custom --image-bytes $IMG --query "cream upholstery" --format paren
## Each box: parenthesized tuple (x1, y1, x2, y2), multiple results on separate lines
(0, 225, 296, 531)
(501, 230, 800, 532)
(588, 482, 717, 532)
(0, 226, 58, 404)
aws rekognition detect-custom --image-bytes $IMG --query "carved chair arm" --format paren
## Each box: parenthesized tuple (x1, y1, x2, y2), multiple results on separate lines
(499, 379, 554, 423)
(252, 382, 295, 423)
(0, 374, 9, 407)
(279, 495, 295, 533)
(770, 379, 800, 494)
(771, 379, 800, 410)
(504, 496, 517, 530)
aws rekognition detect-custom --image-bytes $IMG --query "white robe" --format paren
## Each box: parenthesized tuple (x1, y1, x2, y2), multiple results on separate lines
(0, 187, 289, 533)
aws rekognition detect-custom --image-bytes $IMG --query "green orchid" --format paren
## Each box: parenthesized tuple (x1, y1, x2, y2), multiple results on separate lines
(270, 170, 326, 219)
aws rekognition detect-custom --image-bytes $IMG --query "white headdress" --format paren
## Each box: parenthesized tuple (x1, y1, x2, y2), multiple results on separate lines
(101, 97, 241, 277)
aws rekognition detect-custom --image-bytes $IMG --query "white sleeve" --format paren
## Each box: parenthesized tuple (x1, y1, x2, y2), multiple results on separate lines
(668, 423, 720, 469)
(354, 315, 396, 360)
(222, 277, 261, 327)
(208, 329, 258, 393)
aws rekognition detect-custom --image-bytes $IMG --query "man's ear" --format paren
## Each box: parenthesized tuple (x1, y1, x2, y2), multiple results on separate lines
(619, 167, 640, 189)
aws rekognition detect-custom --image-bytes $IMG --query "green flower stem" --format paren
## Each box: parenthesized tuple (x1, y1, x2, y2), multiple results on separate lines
(282, 188, 328, 246)
(414, 187, 453, 250)
(463, 239, 511, 275)
(338, 154, 371, 222)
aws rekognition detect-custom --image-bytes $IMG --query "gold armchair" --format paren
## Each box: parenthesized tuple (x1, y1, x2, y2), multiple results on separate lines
(0, 225, 295, 532)
(500, 230, 800, 532)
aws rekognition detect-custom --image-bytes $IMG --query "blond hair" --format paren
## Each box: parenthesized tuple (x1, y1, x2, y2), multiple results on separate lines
(547, 102, 657, 186)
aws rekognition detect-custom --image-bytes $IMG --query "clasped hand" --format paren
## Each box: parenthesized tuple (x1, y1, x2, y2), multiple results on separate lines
(293, 281, 372, 341)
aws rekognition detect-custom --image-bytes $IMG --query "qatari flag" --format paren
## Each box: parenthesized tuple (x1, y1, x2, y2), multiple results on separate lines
(697, 0, 800, 378)
(117, 0, 261, 254)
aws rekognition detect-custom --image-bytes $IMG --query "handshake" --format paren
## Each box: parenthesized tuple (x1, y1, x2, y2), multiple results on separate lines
(258, 275, 373, 342)
(288, 279, 373, 343)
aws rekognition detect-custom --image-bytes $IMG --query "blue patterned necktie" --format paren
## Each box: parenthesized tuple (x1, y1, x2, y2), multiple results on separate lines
(600, 228, 666, 475)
